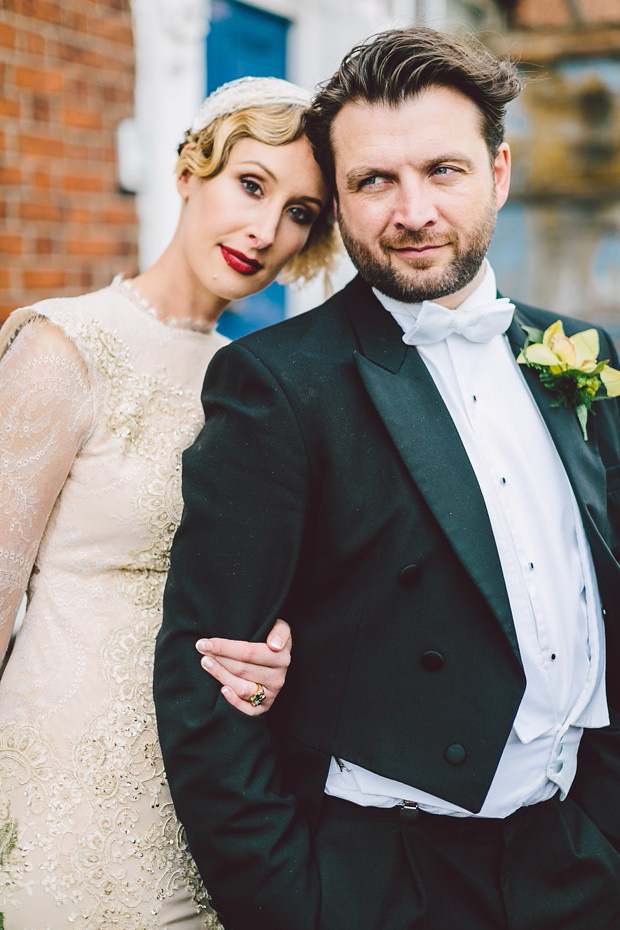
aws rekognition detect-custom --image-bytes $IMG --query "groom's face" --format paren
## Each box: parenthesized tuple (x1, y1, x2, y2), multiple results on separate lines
(331, 85, 511, 307)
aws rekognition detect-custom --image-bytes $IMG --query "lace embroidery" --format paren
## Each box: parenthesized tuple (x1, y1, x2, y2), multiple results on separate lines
(0, 724, 56, 904)
(0, 321, 92, 644)
(0, 304, 223, 927)
(80, 320, 202, 461)
(133, 448, 184, 573)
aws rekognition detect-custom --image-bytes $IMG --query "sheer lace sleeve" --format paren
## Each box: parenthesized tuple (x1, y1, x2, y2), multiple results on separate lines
(0, 317, 94, 661)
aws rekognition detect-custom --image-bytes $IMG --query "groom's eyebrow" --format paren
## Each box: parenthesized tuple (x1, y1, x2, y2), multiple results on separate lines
(344, 167, 394, 189)
(344, 152, 477, 190)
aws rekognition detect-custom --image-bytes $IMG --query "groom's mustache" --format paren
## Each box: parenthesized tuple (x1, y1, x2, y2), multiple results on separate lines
(380, 232, 451, 250)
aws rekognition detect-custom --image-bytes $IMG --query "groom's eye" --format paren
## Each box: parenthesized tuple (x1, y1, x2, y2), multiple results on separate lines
(359, 175, 389, 190)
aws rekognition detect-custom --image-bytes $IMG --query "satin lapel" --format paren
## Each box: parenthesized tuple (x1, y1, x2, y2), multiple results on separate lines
(507, 309, 608, 539)
(345, 279, 520, 661)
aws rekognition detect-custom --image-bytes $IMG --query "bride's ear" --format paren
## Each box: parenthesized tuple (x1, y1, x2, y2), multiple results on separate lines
(177, 169, 192, 201)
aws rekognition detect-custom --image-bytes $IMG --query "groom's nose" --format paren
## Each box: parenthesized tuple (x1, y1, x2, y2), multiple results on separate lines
(392, 176, 439, 231)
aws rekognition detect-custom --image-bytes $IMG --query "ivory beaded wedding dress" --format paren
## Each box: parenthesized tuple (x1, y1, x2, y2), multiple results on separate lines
(0, 280, 227, 929)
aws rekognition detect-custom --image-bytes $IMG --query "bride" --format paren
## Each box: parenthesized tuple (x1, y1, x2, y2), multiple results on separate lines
(0, 77, 337, 929)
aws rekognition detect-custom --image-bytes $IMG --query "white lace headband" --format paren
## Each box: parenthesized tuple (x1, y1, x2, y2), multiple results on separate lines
(190, 76, 313, 134)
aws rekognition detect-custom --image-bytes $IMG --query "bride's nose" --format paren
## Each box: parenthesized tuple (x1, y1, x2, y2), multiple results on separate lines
(246, 205, 281, 250)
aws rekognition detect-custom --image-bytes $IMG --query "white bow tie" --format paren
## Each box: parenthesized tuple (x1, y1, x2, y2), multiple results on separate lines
(402, 297, 515, 346)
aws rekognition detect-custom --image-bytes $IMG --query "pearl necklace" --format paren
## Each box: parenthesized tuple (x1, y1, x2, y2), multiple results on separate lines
(112, 275, 215, 334)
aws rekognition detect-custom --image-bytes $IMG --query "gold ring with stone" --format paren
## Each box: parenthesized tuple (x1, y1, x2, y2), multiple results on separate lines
(249, 683, 266, 706)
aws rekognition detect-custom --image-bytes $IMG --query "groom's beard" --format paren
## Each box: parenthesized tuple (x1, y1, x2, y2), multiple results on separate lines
(336, 196, 497, 304)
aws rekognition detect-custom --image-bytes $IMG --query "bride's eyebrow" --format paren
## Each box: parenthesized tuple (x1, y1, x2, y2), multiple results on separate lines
(236, 160, 277, 181)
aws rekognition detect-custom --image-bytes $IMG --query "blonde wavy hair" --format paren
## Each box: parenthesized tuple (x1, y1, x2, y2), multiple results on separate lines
(176, 103, 339, 287)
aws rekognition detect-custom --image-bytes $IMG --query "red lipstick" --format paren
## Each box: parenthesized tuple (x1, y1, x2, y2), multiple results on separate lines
(220, 245, 262, 275)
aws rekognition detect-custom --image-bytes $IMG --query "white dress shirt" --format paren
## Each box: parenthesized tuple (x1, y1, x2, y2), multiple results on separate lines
(325, 263, 609, 817)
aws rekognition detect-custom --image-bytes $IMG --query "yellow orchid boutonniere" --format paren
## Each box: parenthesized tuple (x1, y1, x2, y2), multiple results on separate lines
(517, 320, 620, 440)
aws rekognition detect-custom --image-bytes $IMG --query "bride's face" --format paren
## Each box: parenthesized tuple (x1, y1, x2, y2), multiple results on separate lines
(177, 135, 328, 312)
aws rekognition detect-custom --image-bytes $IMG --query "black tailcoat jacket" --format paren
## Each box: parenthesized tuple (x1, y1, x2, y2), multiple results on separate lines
(154, 276, 620, 930)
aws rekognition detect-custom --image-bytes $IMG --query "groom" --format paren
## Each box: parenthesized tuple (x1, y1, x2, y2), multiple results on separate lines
(154, 26, 620, 930)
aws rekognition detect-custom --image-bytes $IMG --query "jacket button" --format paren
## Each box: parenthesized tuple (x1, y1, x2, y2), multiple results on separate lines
(421, 650, 444, 671)
(399, 563, 421, 585)
(445, 744, 467, 765)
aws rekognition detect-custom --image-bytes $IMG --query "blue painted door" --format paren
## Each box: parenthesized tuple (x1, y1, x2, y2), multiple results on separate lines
(207, 0, 291, 339)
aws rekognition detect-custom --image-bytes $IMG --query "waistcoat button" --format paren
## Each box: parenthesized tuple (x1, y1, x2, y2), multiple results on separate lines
(399, 564, 421, 585)
(445, 743, 467, 765)
(421, 650, 444, 671)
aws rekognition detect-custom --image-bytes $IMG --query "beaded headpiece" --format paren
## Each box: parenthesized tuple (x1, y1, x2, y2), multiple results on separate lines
(190, 76, 312, 134)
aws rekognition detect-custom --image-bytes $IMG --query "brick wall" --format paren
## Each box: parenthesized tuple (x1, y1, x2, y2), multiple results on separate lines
(0, 0, 136, 324)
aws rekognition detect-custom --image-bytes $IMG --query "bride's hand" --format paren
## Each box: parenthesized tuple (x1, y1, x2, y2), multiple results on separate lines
(195, 619, 292, 716)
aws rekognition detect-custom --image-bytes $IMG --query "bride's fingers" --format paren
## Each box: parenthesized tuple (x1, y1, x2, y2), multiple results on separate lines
(219, 686, 270, 717)
(196, 635, 292, 671)
(266, 619, 292, 652)
(201, 657, 275, 712)
(200, 652, 286, 693)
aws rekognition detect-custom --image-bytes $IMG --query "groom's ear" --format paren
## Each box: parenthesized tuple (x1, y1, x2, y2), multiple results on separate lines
(494, 143, 511, 211)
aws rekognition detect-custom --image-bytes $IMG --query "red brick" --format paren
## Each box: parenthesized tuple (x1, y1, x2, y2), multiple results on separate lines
(0, 306, 15, 324)
(3, 0, 136, 319)
(94, 20, 134, 45)
(32, 171, 52, 189)
(116, 241, 137, 258)
(0, 235, 24, 254)
(60, 106, 103, 130)
(62, 174, 107, 192)
(66, 207, 92, 223)
(59, 9, 90, 33)
(98, 145, 117, 163)
(0, 23, 18, 48)
(35, 237, 53, 254)
(66, 237, 118, 257)
(23, 270, 66, 290)
(0, 166, 22, 185)
(32, 96, 52, 122)
(15, 65, 64, 93)
(65, 144, 90, 161)
(0, 98, 21, 118)
(20, 134, 65, 157)
(20, 29, 46, 55)
(20, 201, 65, 221)
(100, 84, 132, 104)
(6, 0, 62, 24)
(101, 204, 136, 224)
(0, 271, 10, 288)
(52, 42, 104, 67)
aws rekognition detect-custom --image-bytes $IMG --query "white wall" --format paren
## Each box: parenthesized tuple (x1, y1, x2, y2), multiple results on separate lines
(128, 0, 211, 271)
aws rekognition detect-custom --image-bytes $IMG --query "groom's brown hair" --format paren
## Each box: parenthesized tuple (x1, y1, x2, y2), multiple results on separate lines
(305, 26, 522, 185)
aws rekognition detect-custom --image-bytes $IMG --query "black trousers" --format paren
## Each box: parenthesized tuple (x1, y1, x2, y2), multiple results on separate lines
(314, 794, 620, 930)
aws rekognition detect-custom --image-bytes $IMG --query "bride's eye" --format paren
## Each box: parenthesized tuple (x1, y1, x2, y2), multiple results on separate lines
(240, 177, 262, 197)
(288, 205, 312, 226)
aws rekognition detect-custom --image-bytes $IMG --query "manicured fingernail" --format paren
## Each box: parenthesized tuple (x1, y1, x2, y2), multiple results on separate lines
(269, 636, 284, 650)
(201, 656, 214, 669)
(221, 687, 231, 697)
(196, 639, 212, 651)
